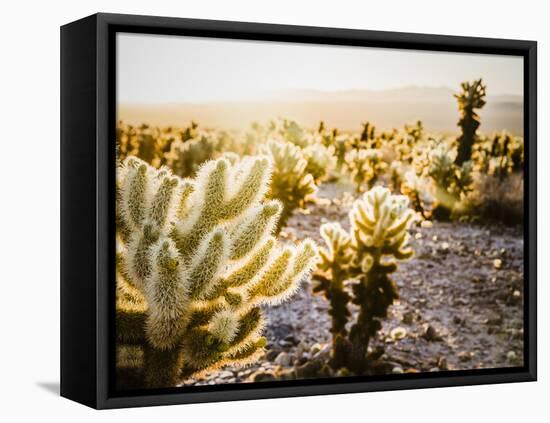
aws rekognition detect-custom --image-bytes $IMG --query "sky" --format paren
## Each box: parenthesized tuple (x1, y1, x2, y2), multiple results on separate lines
(116, 32, 524, 105)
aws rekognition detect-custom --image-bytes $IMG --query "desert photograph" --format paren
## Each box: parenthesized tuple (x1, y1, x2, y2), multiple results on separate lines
(114, 33, 525, 390)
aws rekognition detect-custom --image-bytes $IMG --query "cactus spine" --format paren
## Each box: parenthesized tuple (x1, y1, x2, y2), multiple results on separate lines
(116, 155, 318, 388)
(314, 187, 414, 374)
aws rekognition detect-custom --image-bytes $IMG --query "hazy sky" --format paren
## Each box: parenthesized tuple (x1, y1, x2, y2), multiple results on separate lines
(117, 32, 523, 104)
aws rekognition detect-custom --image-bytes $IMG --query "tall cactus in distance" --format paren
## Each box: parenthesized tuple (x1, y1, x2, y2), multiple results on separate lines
(116, 155, 318, 389)
(261, 140, 317, 233)
(455, 79, 486, 165)
(314, 187, 415, 374)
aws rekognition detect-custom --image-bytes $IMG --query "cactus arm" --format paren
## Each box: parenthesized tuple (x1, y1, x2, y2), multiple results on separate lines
(229, 201, 281, 260)
(221, 157, 271, 219)
(187, 229, 229, 299)
(223, 237, 275, 288)
(143, 239, 189, 350)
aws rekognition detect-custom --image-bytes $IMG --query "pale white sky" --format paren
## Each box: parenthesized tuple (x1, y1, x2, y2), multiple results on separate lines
(117, 32, 523, 104)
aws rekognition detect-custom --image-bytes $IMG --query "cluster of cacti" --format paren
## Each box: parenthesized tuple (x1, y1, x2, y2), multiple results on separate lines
(313, 186, 415, 374)
(164, 131, 228, 178)
(454, 79, 487, 165)
(116, 155, 318, 389)
(260, 140, 318, 232)
(472, 132, 524, 179)
(345, 148, 387, 192)
(117, 122, 176, 168)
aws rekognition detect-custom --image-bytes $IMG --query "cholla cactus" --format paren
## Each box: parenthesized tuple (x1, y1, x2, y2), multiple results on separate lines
(334, 135, 349, 173)
(473, 132, 524, 179)
(401, 170, 437, 219)
(455, 79, 486, 165)
(116, 155, 318, 388)
(302, 144, 335, 184)
(117, 122, 175, 167)
(261, 140, 317, 232)
(279, 119, 309, 147)
(428, 142, 474, 217)
(164, 133, 221, 178)
(429, 142, 456, 190)
(346, 148, 387, 192)
(314, 186, 415, 374)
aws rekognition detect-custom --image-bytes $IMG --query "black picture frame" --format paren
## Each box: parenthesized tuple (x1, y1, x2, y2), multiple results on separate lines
(60, 12, 537, 409)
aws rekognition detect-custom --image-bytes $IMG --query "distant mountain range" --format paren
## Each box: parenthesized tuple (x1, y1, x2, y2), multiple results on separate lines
(119, 86, 523, 135)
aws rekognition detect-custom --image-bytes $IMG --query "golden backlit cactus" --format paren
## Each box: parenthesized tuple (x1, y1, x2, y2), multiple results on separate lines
(400, 169, 436, 219)
(302, 144, 336, 184)
(428, 142, 474, 218)
(116, 155, 318, 388)
(345, 148, 387, 192)
(164, 133, 221, 178)
(314, 186, 415, 374)
(261, 140, 317, 232)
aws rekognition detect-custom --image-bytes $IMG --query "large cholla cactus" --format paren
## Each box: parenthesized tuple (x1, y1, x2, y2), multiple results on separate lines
(455, 79, 486, 165)
(313, 187, 415, 374)
(116, 155, 318, 389)
(345, 148, 387, 192)
(261, 140, 317, 232)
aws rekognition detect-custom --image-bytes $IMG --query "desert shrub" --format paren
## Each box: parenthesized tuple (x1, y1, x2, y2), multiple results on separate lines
(458, 173, 524, 225)
(116, 155, 318, 388)
(260, 140, 317, 232)
(313, 186, 415, 374)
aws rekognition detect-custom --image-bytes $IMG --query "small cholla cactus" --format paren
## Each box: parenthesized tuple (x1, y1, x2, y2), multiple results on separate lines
(334, 135, 349, 173)
(345, 148, 387, 192)
(429, 142, 456, 191)
(302, 144, 336, 184)
(314, 186, 415, 374)
(455, 79, 487, 165)
(117, 122, 175, 167)
(164, 133, 221, 178)
(261, 140, 317, 232)
(116, 155, 318, 389)
(279, 119, 309, 147)
(428, 142, 475, 217)
(401, 170, 437, 219)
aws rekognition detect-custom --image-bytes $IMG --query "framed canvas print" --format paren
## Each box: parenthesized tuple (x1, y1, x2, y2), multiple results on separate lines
(60, 13, 537, 409)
